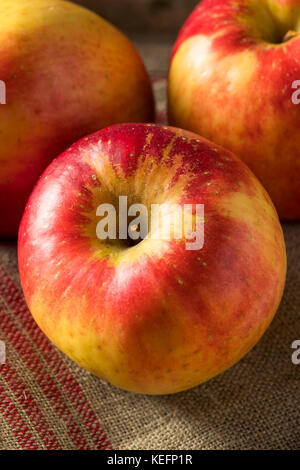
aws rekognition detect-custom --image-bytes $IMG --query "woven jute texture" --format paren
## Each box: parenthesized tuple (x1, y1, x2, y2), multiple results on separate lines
(0, 77, 299, 450)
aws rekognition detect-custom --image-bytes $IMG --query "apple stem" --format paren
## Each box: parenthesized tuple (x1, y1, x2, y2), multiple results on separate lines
(282, 30, 299, 42)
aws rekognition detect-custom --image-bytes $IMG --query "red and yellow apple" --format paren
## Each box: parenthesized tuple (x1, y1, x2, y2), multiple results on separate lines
(168, 0, 300, 220)
(18, 123, 286, 394)
(0, 0, 153, 238)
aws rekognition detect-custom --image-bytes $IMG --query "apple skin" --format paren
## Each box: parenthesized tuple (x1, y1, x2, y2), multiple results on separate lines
(0, 0, 154, 238)
(18, 123, 286, 395)
(168, 0, 300, 220)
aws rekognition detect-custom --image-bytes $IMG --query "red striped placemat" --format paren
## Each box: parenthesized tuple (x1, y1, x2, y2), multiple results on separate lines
(0, 265, 112, 450)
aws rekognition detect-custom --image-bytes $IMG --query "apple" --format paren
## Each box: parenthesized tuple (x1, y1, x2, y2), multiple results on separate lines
(0, 0, 154, 238)
(168, 0, 300, 220)
(18, 123, 286, 395)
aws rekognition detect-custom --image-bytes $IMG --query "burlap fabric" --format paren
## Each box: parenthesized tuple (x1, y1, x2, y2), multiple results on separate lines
(0, 51, 299, 450)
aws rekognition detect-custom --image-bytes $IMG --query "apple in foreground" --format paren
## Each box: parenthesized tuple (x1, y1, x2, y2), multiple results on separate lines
(0, 0, 153, 238)
(168, 0, 300, 220)
(18, 123, 286, 395)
